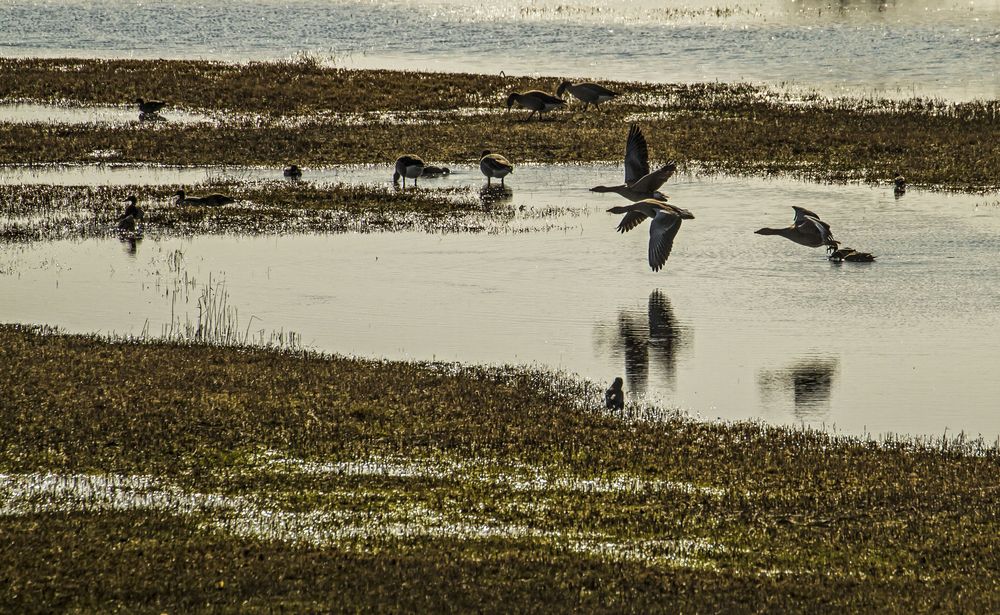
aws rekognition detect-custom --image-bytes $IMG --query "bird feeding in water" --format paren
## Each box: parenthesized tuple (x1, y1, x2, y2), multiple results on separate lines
(479, 150, 514, 187)
(393, 155, 425, 189)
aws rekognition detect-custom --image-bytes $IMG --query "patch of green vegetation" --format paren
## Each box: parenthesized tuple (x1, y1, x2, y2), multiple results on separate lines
(0, 182, 515, 242)
(0, 59, 996, 190)
(0, 324, 998, 612)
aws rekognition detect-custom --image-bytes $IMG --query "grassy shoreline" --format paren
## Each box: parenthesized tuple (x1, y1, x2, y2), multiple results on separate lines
(0, 58, 997, 191)
(1, 324, 998, 611)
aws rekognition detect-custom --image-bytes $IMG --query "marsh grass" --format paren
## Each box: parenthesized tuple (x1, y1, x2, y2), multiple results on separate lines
(1, 324, 998, 612)
(0, 59, 996, 190)
(0, 182, 515, 243)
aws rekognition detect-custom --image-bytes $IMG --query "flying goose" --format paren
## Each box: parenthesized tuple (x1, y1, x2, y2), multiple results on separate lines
(591, 124, 677, 202)
(505, 90, 566, 121)
(480, 150, 513, 186)
(393, 155, 425, 189)
(174, 190, 235, 206)
(556, 81, 618, 111)
(608, 199, 694, 272)
(755, 206, 839, 251)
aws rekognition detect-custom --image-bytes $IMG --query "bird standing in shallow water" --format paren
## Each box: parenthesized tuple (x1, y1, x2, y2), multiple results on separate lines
(591, 124, 677, 202)
(480, 150, 514, 187)
(283, 164, 303, 179)
(608, 199, 694, 272)
(893, 173, 906, 197)
(116, 195, 143, 233)
(393, 155, 425, 189)
(556, 81, 618, 111)
(421, 165, 450, 178)
(605, 377, 625, 410)
(755, 206, 838, 252)
(135, 97, 166, 116)
(505, 90, 566, 121)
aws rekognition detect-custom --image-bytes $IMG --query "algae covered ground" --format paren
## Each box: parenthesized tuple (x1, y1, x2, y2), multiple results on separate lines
(1, 324, 998, 612)
(0, 58, 998, 191)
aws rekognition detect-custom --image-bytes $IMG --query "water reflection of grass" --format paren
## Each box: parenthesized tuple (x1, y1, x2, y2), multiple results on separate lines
(0, 59, 996, 190)
(1, 324, 998, 611)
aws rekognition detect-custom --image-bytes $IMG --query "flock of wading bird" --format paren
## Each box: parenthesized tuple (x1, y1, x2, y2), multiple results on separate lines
(122, 85, 901, 269)
(394, 83, 891, 271)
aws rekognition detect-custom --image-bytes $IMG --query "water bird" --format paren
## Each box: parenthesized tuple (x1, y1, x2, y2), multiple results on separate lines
(393, 155, 425, 189)
(608, 199, 694, 272)
(591, 124, 677, 202)
(283, 164, 303, 179)
(116, 195, 143, 233)
(829, 247, 876, 263)
(174, 190, 235, 206)
(605, 377, 625, 410)
(480, 150, 513, 186)
(556, 81, 618, 111)
(893, 172, 906, 196)
(421, 165, 450, 177)
(755, 206, 838, 251)
(505, 90, 566, 121)
(135, 97, 166, 115)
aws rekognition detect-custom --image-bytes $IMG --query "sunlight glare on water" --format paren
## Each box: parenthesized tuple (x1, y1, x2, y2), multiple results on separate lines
(3, 166, 1000, 440)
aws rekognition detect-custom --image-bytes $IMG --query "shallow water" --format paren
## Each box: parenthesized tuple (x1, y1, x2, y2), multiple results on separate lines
(0, 103, 213, 126)
(3, 165, 999, 440)
(3, 0, 998, 101)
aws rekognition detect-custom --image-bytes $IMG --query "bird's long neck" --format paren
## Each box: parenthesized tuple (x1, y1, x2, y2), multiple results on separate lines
(755, 227, 785, 236)
(591, 185, 627, 195)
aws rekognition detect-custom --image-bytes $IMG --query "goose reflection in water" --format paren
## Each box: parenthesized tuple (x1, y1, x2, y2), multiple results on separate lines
(598, 289, 690, 397)
(479, 184, 512, 208)
(119, 235, 141, 257)
(758, 357, 839, 420)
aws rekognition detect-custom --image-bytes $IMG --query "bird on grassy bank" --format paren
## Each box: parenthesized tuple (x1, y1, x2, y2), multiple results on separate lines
(591, 123, 677, 202)
(608, 199, 694, 272)
(505, 90, 566, 121)
(116, 195, 143, 233)
(755, 206, 838, 252)
(828, 247, 876, 263)
(556, 81, 618, 111)
(393, 155, 425, 189)
(605, 377, 625, 410)
(893, 172, 906, 197)
(421, 165, 450, 177)
(480, 150, 513, 187)
(283, 164, 303, 179)
(174, 190, 235, 206)
(135, 97, 166, 116)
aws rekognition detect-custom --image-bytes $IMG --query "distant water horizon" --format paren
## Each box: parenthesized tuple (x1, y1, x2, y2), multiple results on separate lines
(2, 0, 998, 101)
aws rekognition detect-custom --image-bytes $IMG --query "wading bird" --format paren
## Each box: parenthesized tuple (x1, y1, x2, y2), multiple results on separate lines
(591, 124, 677, 202)
(755, 206, 838, 252)
(605, 377, 625, 410)
(505, 90, 566, 121)
(556, 81, 618, 111)
(116, 195, 144, 234)
(135, 97, 166, 116)
(480, 150, 514, 187)
(174, 190, 235, 206)
(393, 155, 425, 189)
(421, 165, 450, 177)
(608, 199, 694, 272)
(283, 164, 303, 179)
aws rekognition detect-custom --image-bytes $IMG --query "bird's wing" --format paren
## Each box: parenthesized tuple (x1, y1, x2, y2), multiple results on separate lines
(648, 212, 684, 271)
(630, 162, 677, 194)
(616, 209, 649, 234)
(624, 124, 650, 184)
(792, 206, 822, 224)
(795, 215, 834, 245)
(485, 154, 513, 172)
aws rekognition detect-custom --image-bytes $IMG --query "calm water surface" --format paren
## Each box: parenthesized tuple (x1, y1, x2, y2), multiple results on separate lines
(3, 166, 999, 440)
(3, 0, 998, 101)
